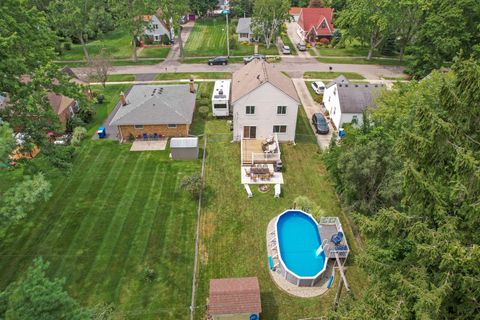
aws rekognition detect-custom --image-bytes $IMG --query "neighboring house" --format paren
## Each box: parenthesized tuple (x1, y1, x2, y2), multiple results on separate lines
(323, 75, 384, 129)
(297, 8, 334, 43)
(289, 7, 302, 22)
(218, 0, 230, 10)
(141, 13, 173, 43)
(109, 84, 196, 142)
(236, 17, 253, 42)
(232, 59, 300, 142)
(207, 277, 262, 320)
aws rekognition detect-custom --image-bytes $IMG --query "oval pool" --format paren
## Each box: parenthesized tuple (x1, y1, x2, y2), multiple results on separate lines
(275, 210, 328, 286)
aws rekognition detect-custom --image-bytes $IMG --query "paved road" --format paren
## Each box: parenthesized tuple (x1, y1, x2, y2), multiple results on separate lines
(292, 79, 333, 149)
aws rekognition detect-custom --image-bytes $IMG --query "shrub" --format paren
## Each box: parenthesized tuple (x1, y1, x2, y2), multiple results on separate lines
(64, 41, 72, 51)
(66, 116, 86, 133)
(162, 34, 170, 45)
(43, 144, 76, 170)
(71, 127, 87, 146)
(127, 133, 135, 142)
(96, 94, 105, 104)
(77, 105, 95, 123)
(319, 38, 330, 44)
(180, 172, 203, 198)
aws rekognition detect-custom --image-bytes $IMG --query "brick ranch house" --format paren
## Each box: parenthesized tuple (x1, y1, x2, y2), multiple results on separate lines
(297, 8, 335, 44)
(109, 84, 196, 142)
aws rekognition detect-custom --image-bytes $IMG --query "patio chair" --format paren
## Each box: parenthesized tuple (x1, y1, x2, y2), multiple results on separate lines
(136, 134, 142, 140)
(331, 231, 344, 245)
(153, 133, 158, 140)
(142, 133, 148, 141)
(149, 134, 154, 140)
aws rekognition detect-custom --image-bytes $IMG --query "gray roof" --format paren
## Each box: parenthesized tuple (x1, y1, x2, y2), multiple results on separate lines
(326, 75, 350, 88)
(109, 84, 196, 126)
(337, 83, 384, 114)
(170, 137, 198, 148)
(236, 18, 252, 34)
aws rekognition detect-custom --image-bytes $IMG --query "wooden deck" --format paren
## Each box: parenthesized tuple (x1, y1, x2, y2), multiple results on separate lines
(241, 139, 280, 165)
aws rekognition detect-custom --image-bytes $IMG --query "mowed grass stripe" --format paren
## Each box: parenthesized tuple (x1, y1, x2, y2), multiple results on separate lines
(112, 164, 167, 303)
(184, 19, 226, 57)
(66, 149, 143, 294)
(81, 152, 149, 300)
(53, 150, 130, 278)
(0, 147, 109, 287)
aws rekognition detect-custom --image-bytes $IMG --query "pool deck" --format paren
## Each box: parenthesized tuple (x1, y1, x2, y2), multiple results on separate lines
(266, 217, 333, 298)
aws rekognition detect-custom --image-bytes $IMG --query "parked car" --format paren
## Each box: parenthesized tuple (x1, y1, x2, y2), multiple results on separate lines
(312, 113, 329, 134)
(281, 45, 291, 55)
(208, 56, 228, 66)
(243, 54, 266, 64)
(311, 81, 326, 94)
(296, 42, 306, 51)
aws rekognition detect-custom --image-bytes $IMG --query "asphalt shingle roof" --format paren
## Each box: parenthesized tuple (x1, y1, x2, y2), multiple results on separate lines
(232, 59, 300, 103)
(208, 277, 261, 316)
(337, 83, 384, 114)
(236, 17, 252, 34)
(109, 84, 196, 126)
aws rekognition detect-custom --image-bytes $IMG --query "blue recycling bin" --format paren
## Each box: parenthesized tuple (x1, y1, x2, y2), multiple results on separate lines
(97, 127, 106, 139)
(338, 128, 345, 138)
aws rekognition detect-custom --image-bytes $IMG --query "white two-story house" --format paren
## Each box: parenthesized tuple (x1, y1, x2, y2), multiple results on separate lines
(142, 13, 173, 43)
(232, 60, 300, 142)
(323, 75, 384, 129)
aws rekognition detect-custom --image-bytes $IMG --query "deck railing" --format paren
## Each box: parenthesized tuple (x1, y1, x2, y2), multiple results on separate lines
(320, 216, 350, 260)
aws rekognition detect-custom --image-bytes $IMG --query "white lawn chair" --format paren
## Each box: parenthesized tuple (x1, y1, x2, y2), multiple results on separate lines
(244, 184, 253, 198)
(274, 184, 281, 198)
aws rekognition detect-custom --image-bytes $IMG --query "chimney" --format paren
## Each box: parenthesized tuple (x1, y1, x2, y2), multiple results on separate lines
(120, 91, 127, 106)
(189, 77, 195, 93)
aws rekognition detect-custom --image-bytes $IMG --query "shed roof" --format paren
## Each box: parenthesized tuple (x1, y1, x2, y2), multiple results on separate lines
(208, 277, 261, 316)
(236, 17, 252, 34)
(231, 59, 299, 103)
(170, 137, 198, 148)
(109, 84, 196, 126)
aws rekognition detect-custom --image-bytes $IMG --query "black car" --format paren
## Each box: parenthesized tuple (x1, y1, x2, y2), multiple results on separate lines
(208, 56, 228, 66)
(243, 54, 266, 64)
(312, 113, 329, 134)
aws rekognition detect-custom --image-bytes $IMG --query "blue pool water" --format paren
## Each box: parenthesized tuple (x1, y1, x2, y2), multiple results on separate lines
(276, 210, 326, 277)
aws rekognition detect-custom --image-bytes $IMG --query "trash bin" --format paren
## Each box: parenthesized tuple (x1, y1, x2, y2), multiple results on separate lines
(97, 127, 106, 139)
(339, 128, 345, 138)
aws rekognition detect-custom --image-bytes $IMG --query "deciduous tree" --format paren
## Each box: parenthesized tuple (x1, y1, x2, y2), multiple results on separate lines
(87, 49, 112, 87)
(0, 122, 15, 163)
(159, 0, 190, 58)
(252, 0, 290, 49)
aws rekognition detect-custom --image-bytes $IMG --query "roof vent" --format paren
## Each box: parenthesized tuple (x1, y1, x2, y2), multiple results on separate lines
(355, 84, 359, 87)
(365, 84, 368, 87)
(339, 84, 342, 87)
(374, 84, 378, 87)
(219, 89, 223, 95)
(345, 84, 348, 87)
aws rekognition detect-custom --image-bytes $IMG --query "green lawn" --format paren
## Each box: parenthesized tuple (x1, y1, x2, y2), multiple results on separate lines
(257, 44, 279, 55)
(181, 57, 244, 64)
(139, 47, 171, 58)
(317, 56, 407, 66)
(184, 18, 254, 57)
(154, 72, 231, 81)
(59, 28, 133, 60)
(280, 32, 297, 56)
(194, 113, 365, 319)
(304, 71, 365, 80)
(55, 59, 163, 68)
(0, 141, 200, 319)
(106, 74, 135, 82)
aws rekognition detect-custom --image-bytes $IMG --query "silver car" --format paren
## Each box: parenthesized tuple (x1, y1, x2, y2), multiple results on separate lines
(282, 45, 291, 55)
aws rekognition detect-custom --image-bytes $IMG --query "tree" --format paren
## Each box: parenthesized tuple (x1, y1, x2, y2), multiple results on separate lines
(230, 0, 253, 17)
(0, 121, 15, 163)
(0, 0, 56, 93)
(308, 0, 325, 7)
(337, 0, 399, 59)
(2, 257, 91, 319)
(326, 59, 480, 319)
(70, 126, 87, 146)
(180, 172, 203, 198)
(0, 173, 51, 229)
(189, 0, 217, 17)
(159, 0, 190, 58)
(110, 0, 156, 61)
(87, 49, 112, 87)
(252, 0, 290, 49)
(48, 0, 112, 61)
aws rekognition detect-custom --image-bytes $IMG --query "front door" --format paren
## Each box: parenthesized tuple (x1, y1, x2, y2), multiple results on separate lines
(243, 126, 256, 139)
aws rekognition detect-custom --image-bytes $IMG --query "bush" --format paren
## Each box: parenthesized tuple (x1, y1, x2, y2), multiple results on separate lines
(54, 43, 63, 56)
(127, 133, 135, 142)
(180, 172, 203, 198)
(162, 34, 170, 45)
(199, 98, 210, 107)
(64, 42, 72, 51)
(66, 116, 86, 133)
(77, 105, 95, 123)
(200, 90, 210, 99)
(96, 94, 105, 104)
(43, 144, 76, 170)
(71, 127, 87, 146)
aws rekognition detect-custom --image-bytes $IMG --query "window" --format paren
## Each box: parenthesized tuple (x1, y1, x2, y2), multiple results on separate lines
(352, 115, 358, 123)
(154, 35, 160, 41)
(246, 106, 255, 114)
(240, 33, 249, 38)
(320, 21, 327, 29)
(277, 106, 287, 114)
(273, 125, 287, 133)
(214, 103, 227, 109)
(134, 125, 144, 129)
(167, 124, 177, 128)
(153, 24, 159, 29)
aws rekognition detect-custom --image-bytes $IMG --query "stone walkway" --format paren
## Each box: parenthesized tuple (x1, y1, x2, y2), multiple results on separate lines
(266, 217, 333, 298)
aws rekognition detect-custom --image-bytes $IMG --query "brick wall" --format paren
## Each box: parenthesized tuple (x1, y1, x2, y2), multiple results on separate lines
(118, 124, 189, 141)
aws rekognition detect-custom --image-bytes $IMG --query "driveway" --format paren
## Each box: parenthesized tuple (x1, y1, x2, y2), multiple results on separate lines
(292, 78, 333, 150)
(165, 21, 195, 62)
(286, 22, 309, 57)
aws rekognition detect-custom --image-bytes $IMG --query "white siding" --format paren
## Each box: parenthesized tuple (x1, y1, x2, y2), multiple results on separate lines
(144, 16, 172, 40)
(237, 33, 252, 42)
(323, 84, 364, 129)
(233, 83, 299, 142)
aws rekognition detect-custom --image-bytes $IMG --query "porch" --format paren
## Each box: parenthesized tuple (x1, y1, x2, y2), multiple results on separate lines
(241, 134, 281, 165)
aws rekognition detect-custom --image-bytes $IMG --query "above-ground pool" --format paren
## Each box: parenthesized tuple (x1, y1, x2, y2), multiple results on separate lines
(275, 210, 328, 286)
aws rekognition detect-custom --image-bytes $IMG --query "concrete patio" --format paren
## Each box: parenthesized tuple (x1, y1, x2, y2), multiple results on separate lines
(130, 139, 167, 151)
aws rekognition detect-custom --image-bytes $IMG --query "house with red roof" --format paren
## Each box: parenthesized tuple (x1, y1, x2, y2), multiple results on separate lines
(297, 8, 334, 43)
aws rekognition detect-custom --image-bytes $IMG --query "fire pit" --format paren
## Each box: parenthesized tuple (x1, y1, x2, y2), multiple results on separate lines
(258, 185, 269, 193)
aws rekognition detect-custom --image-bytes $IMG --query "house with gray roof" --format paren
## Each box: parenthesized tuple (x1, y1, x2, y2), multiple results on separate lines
(109, 84, 196, 142)
(323, 75, 384, 129)
(236, 17, 253, 42)
(232, 59, 300, 142)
